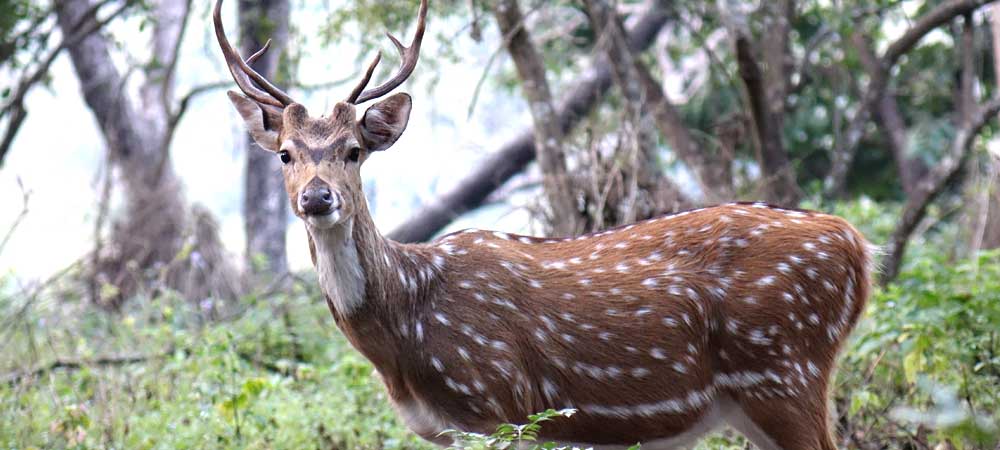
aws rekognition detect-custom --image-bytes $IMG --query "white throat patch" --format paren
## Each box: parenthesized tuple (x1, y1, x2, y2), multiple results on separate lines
(310, 221, 366, 316)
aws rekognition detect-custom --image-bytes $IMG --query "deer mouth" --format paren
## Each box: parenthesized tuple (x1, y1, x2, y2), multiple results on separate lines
(304, 208, 343, 228)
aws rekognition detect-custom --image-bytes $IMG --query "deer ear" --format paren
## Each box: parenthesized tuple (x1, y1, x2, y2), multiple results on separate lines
(359, 93, 412, 152)
(227, 91, 283, 152)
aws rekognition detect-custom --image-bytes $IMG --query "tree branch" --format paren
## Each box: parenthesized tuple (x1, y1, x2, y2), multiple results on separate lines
(882, 96, 1000, 284)
(788, 23, 834, 99)
(0, 0, 135, 167)
(3, 350, 171, 385)
(166, 74, 356, 137)
(823, 0, 995, 197)
(166, 80, 232, 138)
(957, 12, 976, 125)
(158, 0, 194, 113)
(851, 31, 921, 196)
(0, 178, 30, 256)
(146, 0, 194, 183)
(387, 7, 671, 243)
(884, 0, 993, 65)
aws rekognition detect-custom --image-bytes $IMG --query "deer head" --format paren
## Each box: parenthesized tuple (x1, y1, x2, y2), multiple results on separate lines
(214, 0, 426, 230)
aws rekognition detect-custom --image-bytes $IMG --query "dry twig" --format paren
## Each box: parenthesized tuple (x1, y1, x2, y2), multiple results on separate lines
(0, 178, 30, 256)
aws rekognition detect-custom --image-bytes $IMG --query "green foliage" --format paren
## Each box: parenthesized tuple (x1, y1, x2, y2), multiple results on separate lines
(0, 279, 432, 450)
(441, 409, 588, 450)
(838, 249, 1000, 447)
(318, 0, 465, 65)
(805, 196, 901, 243)
(0, 0, 45, 69)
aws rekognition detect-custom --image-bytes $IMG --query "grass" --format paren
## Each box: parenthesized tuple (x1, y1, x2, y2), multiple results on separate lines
(0, 277, 431, 450)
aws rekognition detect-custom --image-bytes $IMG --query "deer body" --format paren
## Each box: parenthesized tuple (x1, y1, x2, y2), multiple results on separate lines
(311, 200, 873, 449)
(213, 1, 872, 447)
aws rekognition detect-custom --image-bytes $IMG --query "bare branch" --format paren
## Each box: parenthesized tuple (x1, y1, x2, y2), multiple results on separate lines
(882, 96, 1000, 284)
(165, 73, 359, 139)
(788, 23, 834, 99)
(884, 0, 994, 65)
(3, 351, 172, 385)
(166, 80, 232, 136)
(0, 107, 27, 165)
(957, 12, 976, 124)
(851, 31, 920, 196)
(0, 178, 31, 256)
(157, 0, 194, 111)
(466, 1, 549, 119)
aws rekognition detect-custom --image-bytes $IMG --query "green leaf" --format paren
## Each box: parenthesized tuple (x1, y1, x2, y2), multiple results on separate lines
(850, 390, 877, 415)
(241, 377, 267, 397)
(903, 348, 927, 385)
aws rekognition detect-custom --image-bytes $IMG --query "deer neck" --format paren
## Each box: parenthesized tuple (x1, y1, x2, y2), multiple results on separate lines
(307, 197, 433, 326)
(308, 197, 442, 387)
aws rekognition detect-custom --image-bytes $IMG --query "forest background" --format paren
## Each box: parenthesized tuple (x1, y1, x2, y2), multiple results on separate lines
(2, 0, 1000, 448)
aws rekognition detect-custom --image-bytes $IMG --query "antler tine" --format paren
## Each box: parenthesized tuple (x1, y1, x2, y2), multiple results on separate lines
(245, 39, 272, 65)
(213, 0, 295, 107)
(349, 0, 428, 104)
(345, 52, 383, 104)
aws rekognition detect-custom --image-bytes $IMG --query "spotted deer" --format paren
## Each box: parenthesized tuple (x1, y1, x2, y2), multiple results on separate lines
(215, 1, 874, 448)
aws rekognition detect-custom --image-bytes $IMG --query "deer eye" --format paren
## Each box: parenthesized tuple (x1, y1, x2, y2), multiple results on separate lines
(278, 150, 291, 164)
(347, 146, 361, 163)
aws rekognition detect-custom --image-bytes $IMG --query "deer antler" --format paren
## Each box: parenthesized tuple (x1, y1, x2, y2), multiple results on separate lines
(345, 0, 428, 104)
(213, 0, 295, 107)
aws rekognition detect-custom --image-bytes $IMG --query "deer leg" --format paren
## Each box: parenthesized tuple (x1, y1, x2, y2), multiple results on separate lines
(723, 391, 837, 450)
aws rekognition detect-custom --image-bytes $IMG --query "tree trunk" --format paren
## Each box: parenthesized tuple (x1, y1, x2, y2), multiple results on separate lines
(735, 0, 802, 206)
(239, 0, 290, 276)
(56, 0, 239, 307)
(980, 166, 1000, 250)
(984, 5, 1000, 250)
(493, 0, 584, 236)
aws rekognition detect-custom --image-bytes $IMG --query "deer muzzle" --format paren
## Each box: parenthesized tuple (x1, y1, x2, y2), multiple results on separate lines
(299, 178, 341, 218)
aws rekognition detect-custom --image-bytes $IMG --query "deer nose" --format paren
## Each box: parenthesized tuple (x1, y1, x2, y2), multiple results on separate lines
(299, 185, 335, 216)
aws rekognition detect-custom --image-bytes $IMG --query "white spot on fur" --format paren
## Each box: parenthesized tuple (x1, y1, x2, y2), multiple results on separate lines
(757, 276, 776, 286)
(631, 367, 651, 378)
